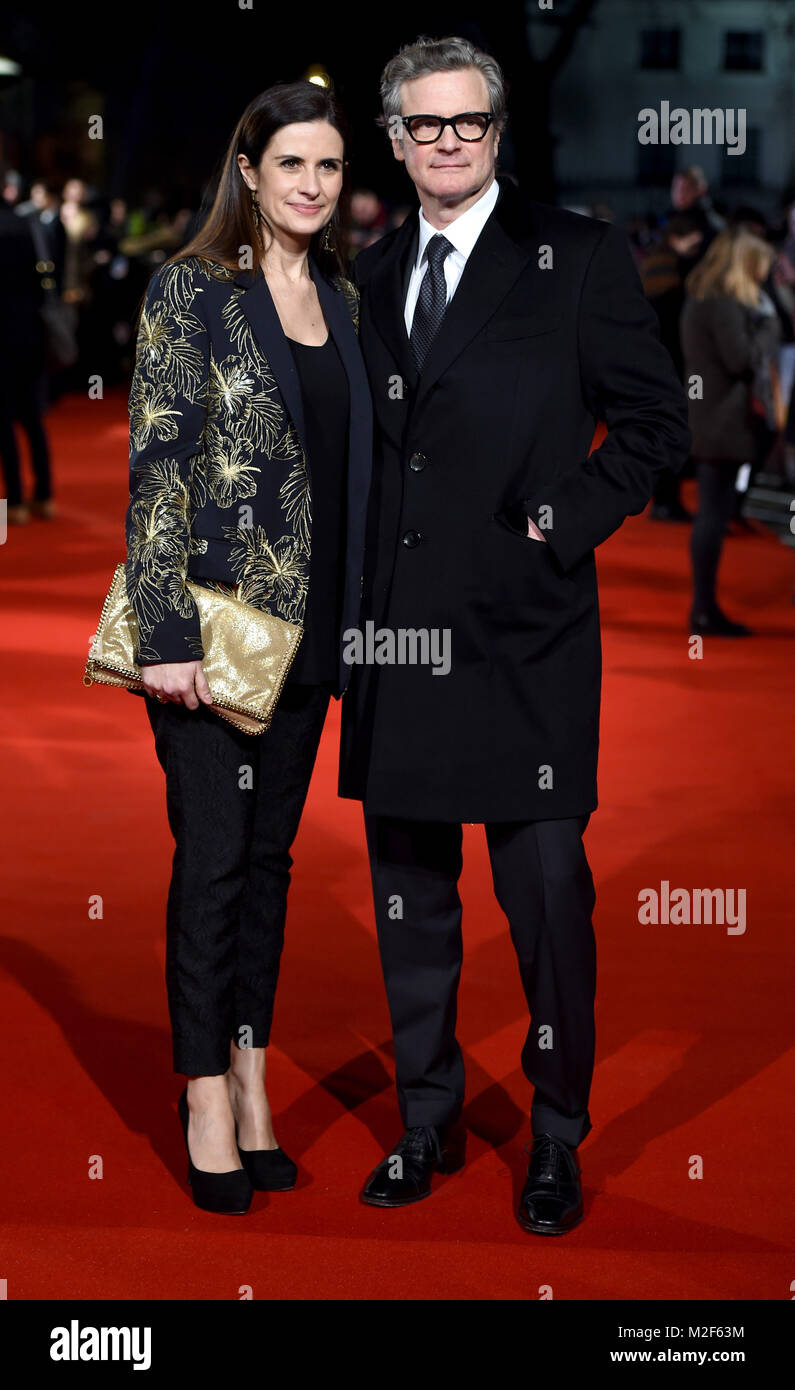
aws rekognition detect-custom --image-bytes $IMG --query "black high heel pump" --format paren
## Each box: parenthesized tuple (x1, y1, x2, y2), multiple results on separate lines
(236, 1138, 298, 1191)
(178, 1087, 253, 1214)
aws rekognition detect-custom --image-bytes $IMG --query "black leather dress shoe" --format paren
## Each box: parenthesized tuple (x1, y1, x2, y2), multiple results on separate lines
(689, 608, 752, 637)
(517, 1133, 583, 1235)
(360, 1125, 466, 1207)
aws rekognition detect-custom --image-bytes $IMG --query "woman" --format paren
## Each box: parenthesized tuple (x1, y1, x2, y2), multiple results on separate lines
(0, 200, 55, 524)
(124, 82, 372, 1212)
(681, 229, 780, 635)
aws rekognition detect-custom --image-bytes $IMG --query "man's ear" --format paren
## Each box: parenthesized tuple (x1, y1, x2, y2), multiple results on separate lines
(391, 137, 406, 165)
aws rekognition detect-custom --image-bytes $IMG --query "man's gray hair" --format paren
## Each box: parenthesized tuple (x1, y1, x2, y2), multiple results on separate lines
(380, 35, 507, 132)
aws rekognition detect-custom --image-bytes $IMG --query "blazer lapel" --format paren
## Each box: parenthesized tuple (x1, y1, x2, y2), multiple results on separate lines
(309, 256, 369, 410)
(233, 266, 307, 452)
(310, 255, 373, 493)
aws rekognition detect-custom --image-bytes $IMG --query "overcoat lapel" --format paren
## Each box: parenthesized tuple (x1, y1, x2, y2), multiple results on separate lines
(412, 199, 536, 413)
(367, 212, 420, 390)
(365, 179, 547, 416)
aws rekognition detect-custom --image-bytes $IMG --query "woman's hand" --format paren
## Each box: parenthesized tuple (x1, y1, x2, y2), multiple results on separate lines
(141, 661, 213, 710)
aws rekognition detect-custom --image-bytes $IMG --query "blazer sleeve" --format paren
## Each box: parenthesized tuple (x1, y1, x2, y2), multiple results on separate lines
(521, 222, 692, 573)
(124, 258, 210, 665)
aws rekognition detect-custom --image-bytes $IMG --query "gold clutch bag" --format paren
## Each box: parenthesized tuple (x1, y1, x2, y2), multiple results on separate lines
(83, 563, 302, 735)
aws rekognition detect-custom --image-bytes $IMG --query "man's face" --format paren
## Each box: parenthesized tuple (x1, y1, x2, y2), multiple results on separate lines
(391, 68, 499, 207)
(671, 174, 703, 211)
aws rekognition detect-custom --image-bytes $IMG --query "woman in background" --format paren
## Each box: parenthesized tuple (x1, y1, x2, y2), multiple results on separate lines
(681, 229, 780, 635)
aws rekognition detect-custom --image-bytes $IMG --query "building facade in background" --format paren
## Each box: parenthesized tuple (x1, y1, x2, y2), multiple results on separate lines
(530, 0, 795, 218)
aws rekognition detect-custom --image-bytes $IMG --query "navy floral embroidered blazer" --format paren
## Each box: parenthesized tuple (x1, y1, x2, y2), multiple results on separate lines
(124, 253, 373, 696)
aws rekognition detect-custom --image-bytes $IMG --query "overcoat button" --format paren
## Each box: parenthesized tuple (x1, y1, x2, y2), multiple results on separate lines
(409, 452, 427, 471)
(402, 530, 422, 547)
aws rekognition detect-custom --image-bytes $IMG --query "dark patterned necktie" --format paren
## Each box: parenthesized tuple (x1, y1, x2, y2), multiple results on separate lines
(409, 233, 453, 371)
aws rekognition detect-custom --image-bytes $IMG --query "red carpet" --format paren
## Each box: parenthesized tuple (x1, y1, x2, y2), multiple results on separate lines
(1, 389, 793, 1300)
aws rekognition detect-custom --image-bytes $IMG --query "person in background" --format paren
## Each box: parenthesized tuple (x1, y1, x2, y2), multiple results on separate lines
(348, 188, 388, 254)
(665, 166, 725, 261)
(681, 230, 780, 636)
(0, 197, 55, 522)
(16, 180, 67, 293)
(2, 169, 23, 206)
(642, 213, 704, 521)
(60, 179, 100, 384)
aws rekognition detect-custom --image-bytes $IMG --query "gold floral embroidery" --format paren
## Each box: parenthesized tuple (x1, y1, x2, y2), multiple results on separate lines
(126, 458, 195, 640)
(339, 277, 360, 334)
(126, 254, 338, 655)
(221, 524, 308, 624)
(208, 354, 256, 421)
(278, 456, 310, 553)
(136, 300, 204, 395)
(129, 377, 181, 451)
(204, 424, 260, 508)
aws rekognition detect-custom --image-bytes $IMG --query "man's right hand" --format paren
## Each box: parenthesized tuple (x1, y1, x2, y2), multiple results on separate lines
(141, 660, 213, 710)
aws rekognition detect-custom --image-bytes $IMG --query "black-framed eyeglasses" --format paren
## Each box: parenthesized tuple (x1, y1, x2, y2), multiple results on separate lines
(401, 112, 494, 143)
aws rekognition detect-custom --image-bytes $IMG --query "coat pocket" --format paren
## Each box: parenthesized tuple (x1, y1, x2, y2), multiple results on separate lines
(487, 313, 563, 342)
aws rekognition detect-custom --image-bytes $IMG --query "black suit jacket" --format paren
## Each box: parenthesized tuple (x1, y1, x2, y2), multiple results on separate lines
(124, 254, 372, 696)
(338, 177, 691, 820)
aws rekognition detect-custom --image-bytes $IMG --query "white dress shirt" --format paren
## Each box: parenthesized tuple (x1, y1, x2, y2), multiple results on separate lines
(403, 177, 500, 336)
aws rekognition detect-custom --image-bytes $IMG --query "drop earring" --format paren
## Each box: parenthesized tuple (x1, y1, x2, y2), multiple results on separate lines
(321, 220, 335, 252)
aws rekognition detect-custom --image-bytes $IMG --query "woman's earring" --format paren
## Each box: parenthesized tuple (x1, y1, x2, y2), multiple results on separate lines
(321, 220, 335, 252)
(249, 185, 261, 228)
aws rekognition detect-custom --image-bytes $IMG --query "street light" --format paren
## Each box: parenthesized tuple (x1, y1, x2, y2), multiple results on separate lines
(304, 64, 331, 88)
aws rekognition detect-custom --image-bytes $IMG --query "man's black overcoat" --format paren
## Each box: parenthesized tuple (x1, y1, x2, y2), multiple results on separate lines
(338, 178, 691, 821)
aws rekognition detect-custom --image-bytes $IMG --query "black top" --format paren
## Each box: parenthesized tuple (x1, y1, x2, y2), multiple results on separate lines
(284, 332, 350, 687)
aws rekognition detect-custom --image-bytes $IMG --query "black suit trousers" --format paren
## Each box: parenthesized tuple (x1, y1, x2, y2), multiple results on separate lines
(364, 812, 596, 1147)
(145, 683, 330, 1075)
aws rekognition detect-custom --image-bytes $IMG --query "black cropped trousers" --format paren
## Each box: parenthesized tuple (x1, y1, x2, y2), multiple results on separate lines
(145, 682, 330, 1076)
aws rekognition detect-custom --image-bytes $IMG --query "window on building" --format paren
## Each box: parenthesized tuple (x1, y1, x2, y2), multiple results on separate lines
(724, 31, 764, 71)
(638, 142, 677, 188)
(640, 28, 681, 70)
(721, 128, 761, 186)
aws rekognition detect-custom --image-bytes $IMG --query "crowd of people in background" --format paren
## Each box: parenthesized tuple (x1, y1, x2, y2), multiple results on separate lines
(2, 159, 793, 634)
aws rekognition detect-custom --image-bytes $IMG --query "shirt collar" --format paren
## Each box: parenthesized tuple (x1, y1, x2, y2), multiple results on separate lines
(415, 177, 499, 267)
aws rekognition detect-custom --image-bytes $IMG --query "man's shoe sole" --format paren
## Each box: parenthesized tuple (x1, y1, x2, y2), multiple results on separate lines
(359, 1152, 465, 1207)
(516, 1205, 584, 1235)
(359, 1186, 433, 1208)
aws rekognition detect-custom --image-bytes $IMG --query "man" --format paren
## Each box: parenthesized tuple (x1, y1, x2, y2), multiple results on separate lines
(641, 213, 704, 522)
(665, 165, 726, 259)
(16, 180, 67, 293)
(339, 37, 691, 1234)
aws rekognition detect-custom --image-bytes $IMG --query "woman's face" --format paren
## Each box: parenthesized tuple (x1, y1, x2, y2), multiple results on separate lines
(241, 120, 344, 245)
